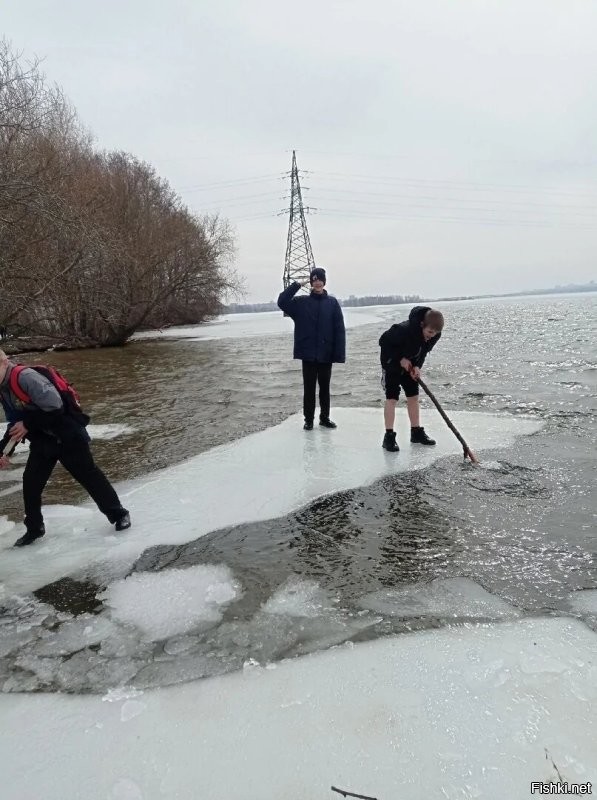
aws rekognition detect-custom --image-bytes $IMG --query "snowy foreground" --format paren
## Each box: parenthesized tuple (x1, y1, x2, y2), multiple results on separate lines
(2, 617, 596, 800)
(1, 409, 597, 799)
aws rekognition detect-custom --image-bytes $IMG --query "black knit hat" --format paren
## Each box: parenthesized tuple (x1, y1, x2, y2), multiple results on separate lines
(310, 267, 326, 285)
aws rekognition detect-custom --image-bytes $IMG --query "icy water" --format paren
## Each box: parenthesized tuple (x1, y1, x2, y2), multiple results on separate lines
(1, 293, 596, 693)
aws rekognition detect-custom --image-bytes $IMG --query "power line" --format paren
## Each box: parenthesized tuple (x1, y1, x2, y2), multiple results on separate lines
(307, 185, 597, 213)
(315, 207, 595, 229)
(308, 170, 597, 198)
(178, 173, 284, 192)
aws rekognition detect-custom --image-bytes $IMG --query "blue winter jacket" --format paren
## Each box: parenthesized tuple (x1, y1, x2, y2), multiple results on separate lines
(277, 282, 346, 363)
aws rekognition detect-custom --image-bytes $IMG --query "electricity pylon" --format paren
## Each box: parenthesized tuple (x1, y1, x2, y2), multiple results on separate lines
(282, 150, 316, 289)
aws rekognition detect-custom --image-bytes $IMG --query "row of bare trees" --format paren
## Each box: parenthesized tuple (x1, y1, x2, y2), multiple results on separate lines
(0, 41, 240, 347)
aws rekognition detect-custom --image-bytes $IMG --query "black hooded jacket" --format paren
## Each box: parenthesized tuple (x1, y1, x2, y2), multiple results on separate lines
(379, 306, 441, 371)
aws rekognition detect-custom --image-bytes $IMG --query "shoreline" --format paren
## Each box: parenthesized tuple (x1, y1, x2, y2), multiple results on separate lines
(1, 337, 101, 357)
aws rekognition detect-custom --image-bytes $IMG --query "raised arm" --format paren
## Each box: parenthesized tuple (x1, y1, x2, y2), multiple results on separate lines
(277, 281, 302, 318)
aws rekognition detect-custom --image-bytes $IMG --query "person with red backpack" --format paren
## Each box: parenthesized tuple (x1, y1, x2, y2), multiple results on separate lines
(0, 349, 130, 547)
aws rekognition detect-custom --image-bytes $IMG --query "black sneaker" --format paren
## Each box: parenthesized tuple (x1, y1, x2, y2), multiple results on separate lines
(115, 512, 131, 531)
(304, 420, 314, 431)
(319, 418, 337, 429)
(411, 426, 436, 446)
(14, 525, 46, 547)
(382, 431, 400, 452)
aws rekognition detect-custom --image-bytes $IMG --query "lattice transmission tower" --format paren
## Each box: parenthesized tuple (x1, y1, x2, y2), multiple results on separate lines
(282, 150, 316, 289)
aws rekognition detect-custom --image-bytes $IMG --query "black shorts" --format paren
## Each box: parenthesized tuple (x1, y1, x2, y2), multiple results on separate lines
(381, 368, 419, 400)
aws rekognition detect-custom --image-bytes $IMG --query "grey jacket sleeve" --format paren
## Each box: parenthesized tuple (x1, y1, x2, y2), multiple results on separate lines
(18, 369, 63, 411)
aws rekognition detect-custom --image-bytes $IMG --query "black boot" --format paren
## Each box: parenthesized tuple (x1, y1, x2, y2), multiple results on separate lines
(411, 426, 436, 446)
(114, 511, 131, 531)
(14, 525, 46, 547)
(304, 420, 314, 431)
(382, 431, 400, 452)
(319, 417, 337, 429)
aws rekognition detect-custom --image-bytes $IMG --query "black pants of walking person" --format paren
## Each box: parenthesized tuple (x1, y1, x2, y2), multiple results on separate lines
(23, 435, 127, 532)
(302, 361, 332, 423)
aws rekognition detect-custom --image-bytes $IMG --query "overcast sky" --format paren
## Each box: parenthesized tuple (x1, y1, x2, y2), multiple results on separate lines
(4, 0, 597, 302)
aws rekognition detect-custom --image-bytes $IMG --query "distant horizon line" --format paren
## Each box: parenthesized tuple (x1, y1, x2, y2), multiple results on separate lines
(229, 280, 596, 310)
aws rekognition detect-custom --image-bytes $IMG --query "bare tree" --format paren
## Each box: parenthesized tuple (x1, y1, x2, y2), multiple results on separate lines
(0, 40, 242, 348)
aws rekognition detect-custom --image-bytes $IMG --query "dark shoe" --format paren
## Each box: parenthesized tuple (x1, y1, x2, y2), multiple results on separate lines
(382, 431, 400, 452)
(303, 420, 314, 431)
(411, 426, 436, 446)
(14, 525, 46, 547)
(114, 512, 131, 531)
(319, 417, 337, 429)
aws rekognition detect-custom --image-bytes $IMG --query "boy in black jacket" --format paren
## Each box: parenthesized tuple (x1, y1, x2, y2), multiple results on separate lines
(379, 306, 444, 452)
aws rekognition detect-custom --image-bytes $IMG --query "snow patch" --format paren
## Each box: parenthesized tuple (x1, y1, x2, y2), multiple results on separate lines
(100, 565, 241, 641)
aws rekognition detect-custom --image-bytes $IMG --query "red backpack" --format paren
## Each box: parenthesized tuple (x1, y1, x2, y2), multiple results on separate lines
(9, 365, 90, 426)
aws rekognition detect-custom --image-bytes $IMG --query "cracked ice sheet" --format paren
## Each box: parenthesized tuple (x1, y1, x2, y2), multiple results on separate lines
(1, 617, 596, 800)
(0, 409, 541, 596)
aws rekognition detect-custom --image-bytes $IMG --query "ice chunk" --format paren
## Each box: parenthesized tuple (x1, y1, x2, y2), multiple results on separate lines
(358, 577, 520, 620)
(87, 424, 134, 440)
(163, 635, 200, 656)
(262, 576, 336, 617)
(133, 652, 241, 689)
(99, 626, 153, 659)
(286, 615, 383, 658)
(102, 686, 144, 703)
(0, 627, 36, 657)
(0, 596, 57, 631)
(100, 565, 240, 641)
(55, 651, 106, 692)
(44, 648, 143, 695)
(121, 700, 146, 722)
(3, 672, 41, 693)
(86, 658, 144, 693)
(198, 614, 299, 664)
(14, 654, 59, 685)
(32, 613, 118, 657)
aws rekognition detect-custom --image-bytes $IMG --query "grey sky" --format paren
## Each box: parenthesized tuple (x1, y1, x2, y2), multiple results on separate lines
(4, 0, 597, 302)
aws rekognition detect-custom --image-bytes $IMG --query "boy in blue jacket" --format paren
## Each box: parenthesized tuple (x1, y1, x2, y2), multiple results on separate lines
(278, 267, 346, 430)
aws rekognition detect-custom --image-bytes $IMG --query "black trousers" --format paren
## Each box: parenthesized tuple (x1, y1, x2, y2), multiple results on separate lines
(23, 435, 126, 532)
(302, 361, 333, 422)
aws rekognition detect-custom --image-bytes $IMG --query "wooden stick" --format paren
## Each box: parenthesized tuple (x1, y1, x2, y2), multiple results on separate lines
(331, 787, 378, 800)
(3, 435, 21, 457)
(417, 376, 479, 464)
